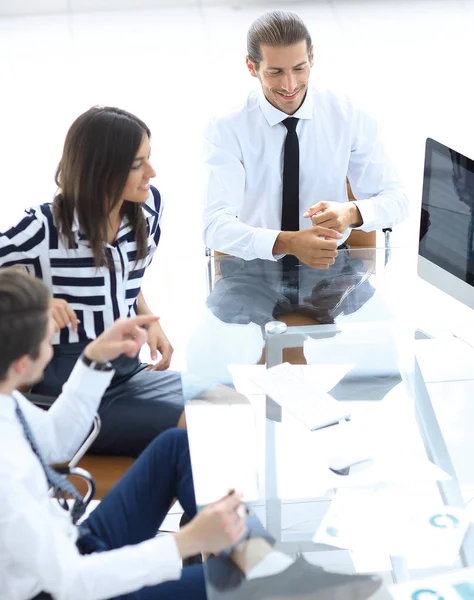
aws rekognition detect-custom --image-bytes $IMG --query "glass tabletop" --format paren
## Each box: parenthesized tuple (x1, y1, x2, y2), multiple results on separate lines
(180, 247, 473, 599)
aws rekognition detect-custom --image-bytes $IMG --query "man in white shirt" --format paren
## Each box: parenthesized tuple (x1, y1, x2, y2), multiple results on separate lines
(0, 269, 387, 600)
(203, 10, 409, 267)
(0, 268, 247, 600)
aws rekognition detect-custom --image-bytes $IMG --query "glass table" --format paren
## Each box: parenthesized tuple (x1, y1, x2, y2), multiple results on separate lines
(180, 247, 474, 599)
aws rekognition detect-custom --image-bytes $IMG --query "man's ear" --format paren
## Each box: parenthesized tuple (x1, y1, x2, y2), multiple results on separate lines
(246, 56, 258, 78)
(12, 355, 29, 377)
(309, 45, 314, 68)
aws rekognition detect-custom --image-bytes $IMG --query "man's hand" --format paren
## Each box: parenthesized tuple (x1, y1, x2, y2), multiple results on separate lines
(303, 201, 363, 233)
(145, 321, 173, 371)
(84, 315, 159, 364)
(50, 298, 78, 333)
(174, 492, 247, 558)
(273, 227, 342, 269)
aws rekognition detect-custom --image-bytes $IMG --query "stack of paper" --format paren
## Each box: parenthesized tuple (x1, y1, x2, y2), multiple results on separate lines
(251, 362, 350, 431)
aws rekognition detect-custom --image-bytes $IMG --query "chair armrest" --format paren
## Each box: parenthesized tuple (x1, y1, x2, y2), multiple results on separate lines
(68, 415, 101, 467)
(55, 466, 96, 509)
(23, 393, 101, 467)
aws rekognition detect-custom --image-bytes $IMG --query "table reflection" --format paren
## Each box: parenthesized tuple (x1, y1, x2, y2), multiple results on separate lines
(206, 252, 376, 328)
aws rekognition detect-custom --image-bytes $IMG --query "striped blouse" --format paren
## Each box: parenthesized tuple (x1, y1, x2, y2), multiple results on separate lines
(0, 186, 162, 345)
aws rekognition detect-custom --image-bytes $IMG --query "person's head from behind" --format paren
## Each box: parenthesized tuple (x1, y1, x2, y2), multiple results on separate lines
(0, 269, 54, 390)
(54, 106, 156, 267)
(246, 11, 313, 115)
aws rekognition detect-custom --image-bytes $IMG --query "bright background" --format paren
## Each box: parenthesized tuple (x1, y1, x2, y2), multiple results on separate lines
(1, 0, 474, 365)
(3, 1, 474, 575)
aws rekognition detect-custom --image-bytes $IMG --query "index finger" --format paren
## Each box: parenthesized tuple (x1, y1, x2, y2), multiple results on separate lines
(123, 315, 160, 329)
(303, 201, 327, 218)
(311, 212, 334, 226)
(311, 226, 343, 240)
(65, 304, 79, 333)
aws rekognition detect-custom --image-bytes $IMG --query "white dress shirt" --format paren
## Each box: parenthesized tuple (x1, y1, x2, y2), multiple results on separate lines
(0, 361, 182, 600)
(203, 87, 409, 261)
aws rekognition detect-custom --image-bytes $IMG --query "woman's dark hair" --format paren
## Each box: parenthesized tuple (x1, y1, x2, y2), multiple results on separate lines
(0, 268, 50, 380)
(53, 106, 151, 268)
(247, 11, 312, 69)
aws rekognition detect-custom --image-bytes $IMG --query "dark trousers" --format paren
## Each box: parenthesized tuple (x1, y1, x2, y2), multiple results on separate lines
(33, 428, 206, 600)
(31, 343, 185, 457)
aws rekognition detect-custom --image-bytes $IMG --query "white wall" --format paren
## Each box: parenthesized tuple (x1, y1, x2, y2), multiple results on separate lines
(0, 0, 324, 17)
(1, 0, 473, 364)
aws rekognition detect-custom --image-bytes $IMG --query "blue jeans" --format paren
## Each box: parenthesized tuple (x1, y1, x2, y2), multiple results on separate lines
(84, 428, 206, 600)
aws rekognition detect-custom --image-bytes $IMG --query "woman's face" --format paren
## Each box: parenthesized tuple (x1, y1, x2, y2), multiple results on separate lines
(122, 134, 156, 203)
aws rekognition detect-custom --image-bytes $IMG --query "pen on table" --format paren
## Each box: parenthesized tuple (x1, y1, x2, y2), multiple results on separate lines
(311, 416, 351, 432)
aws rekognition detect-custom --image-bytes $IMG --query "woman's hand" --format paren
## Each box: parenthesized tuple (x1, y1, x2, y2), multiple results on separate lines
(49, 298, 78, 333)
(174, 492, 247, 559)
(145, 321, 174, 371)
(84, 315, 159, 363)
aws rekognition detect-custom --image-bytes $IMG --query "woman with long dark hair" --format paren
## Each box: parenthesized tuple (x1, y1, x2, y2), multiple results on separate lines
(0, 106, 185, 456)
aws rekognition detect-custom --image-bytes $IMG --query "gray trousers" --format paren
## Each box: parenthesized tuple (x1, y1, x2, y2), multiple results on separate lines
(31, 342, 185, 457)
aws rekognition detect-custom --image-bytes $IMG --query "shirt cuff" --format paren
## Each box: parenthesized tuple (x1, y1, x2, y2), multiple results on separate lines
(141, 535, 183, 585)
(62, 359, 115, 398)
(252, 228, 281, 261)
(351, 199, 376, 232)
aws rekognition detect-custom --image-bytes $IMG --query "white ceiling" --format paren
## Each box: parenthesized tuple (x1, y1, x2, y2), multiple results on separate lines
(0, 0, 324, 17)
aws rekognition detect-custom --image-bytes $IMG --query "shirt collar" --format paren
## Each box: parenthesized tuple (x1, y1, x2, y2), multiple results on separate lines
(71, 197, 158, 244)
(258, 86, 314, 127)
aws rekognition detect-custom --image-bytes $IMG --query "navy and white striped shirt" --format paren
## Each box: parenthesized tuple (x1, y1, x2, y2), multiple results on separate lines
(0, 186, 162, 345)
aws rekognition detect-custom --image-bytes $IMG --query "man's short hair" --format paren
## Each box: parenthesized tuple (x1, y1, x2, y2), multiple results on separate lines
(0, 268, 50, 380)
(247, 11, 312, 69)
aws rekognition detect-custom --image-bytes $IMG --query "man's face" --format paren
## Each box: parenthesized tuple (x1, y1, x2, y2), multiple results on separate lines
(246, 41, 313, 115)
(23, 316, 55, 387)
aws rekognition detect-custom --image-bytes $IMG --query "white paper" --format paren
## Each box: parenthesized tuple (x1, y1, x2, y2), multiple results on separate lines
(314, 490, 468, 566)
(251, 362, 350, 430)
(313, 489, 381, 551)
(303, 324, 401, 377)
(186, 403, 260, 504)
(389, 567, 474, 600)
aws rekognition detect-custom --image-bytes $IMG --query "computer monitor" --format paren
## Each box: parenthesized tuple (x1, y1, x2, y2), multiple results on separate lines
(418, 138, 474, 309)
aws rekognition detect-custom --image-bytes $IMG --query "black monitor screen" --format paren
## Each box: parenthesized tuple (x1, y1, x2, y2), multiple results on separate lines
(420, 138, 474, 285)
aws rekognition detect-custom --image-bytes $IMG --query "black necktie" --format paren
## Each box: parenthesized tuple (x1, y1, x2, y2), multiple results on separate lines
(281, 117, 300, 303)
(281, 117, 300, 233)
(13, 396, 86, 524)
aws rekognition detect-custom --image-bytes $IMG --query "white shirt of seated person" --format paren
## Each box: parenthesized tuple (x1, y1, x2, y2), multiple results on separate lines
(0, 317, 182, 600)
(203, 41, 409, 262)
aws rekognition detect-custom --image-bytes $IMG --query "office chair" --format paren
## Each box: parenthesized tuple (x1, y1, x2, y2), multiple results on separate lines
(25, 394, 134, 500)
(23, 395, 99, 515)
